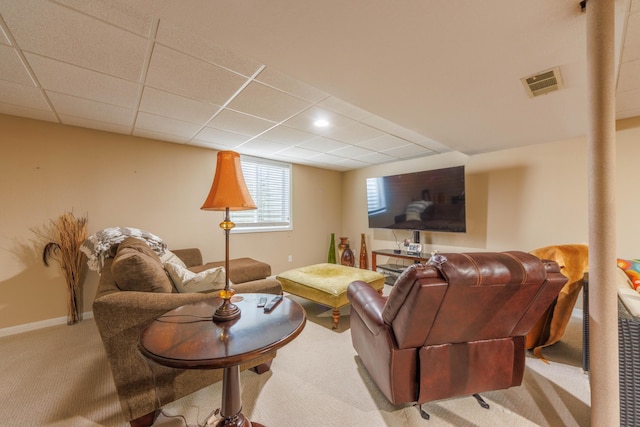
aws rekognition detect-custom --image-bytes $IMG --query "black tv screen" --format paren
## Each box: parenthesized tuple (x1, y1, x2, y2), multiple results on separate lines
(366, 166, 466, 233)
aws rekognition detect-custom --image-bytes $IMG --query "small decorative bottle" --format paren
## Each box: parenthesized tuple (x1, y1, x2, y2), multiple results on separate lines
(341, 240, 355, 267)
(338, 237, 349, 261)
(359, 233, 368, 270)
(328, 233, 336, 264)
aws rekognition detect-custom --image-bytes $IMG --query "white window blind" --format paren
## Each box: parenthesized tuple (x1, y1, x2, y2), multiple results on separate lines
(366, 177, 387, 214)
(231, 156, 292, 232)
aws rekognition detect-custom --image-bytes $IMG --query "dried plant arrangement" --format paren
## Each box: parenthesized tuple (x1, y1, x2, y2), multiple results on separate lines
(36, 211, 88, 324)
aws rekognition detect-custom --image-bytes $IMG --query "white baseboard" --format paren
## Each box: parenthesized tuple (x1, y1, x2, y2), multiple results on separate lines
(0, 311, 94, 338)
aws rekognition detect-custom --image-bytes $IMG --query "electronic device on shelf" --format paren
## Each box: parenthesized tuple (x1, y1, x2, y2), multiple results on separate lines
(407, 243, 422, 255)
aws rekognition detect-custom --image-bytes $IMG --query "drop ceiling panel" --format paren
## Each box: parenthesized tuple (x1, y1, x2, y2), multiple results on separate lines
(145, 45, 247, 105)
(1, 0, 147, 81)
(0, 0, 638, 171)
(317, 96, 372, 121)
(618, 106, 640, 119)
(193, 127, 251, 147)
(358, 152, 397, 165)
(0, 102, 56, 122)
(403, 133, 452, 152)
(134, 128, 189, 144)
(617, 59, 640, 92)
(277, 146, 323, 159)
(239, 139, 288, 155)
(156, 20, 263, 78)
(258, 125, 315, 145)
(227, 81, 312, 123)
(255, 68, 328, 104)
(208, 109, 275, 136)
(135, 111, 201, 138)
(621, 12, 640, 62)
(360, 115, 405, 135)
(25, 53, 141, 107)
(0, 45, 34, 86)
(617, 88, 640, 118)
(383, 144, 435, 159)
(298, 136, 349, 152)
(60, 114, 134, 135)
(356, 134, 410, 151)
(326, 121, 385, 144)
(0, 24, 10, 45)
(329, 144, 375, 158)
(282, 106, 353, 135)
(333, 158, 369, 170)
(308, 152, 347, 164)
(47, 91, 135, 127)
(139, 86, 222, 124)
(0, 79, 49, 110)
(54, 0, 156, 37)
(189, 139, 225, 150)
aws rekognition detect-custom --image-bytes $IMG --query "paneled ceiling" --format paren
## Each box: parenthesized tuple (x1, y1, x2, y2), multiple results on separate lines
(1, 0, 638, 171)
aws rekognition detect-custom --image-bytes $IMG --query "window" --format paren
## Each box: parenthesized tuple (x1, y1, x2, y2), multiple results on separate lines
(231, 156, 292, 232)
(366, 177, 387, 215)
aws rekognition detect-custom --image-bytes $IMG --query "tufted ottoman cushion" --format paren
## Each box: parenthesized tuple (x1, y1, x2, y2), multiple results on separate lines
(277, 263, 385, 329)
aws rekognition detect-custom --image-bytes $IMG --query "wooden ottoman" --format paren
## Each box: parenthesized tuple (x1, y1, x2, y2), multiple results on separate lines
(276, 263, 385, 329)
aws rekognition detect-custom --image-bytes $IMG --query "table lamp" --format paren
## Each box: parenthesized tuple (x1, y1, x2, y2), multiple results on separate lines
(201, 151, 256, 322)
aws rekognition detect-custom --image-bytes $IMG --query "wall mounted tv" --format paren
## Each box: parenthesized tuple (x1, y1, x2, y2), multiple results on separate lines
(366, 165, 466, 233)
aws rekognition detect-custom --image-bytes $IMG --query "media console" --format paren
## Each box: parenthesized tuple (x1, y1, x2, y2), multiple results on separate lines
(372, 249, 432, 284)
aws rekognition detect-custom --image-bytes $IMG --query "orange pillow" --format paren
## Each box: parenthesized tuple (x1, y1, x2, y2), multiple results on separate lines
(617, 259, 640, 290)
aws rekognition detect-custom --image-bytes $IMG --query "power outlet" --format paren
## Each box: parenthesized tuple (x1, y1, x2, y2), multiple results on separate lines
(288, 255, 293, 262)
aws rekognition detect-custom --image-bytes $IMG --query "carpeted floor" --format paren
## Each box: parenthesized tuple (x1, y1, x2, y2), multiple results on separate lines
(0, 289, 590, 426)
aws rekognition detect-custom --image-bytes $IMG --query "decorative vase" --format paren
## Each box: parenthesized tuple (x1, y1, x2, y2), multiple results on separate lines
(36, 211, 87, 326)
(341, 241, 355, 267)
(359, 233, 368, 270)
(67, 286, 80, 325)
(328, 233, 337, 264)
(338, 237, 349, 262)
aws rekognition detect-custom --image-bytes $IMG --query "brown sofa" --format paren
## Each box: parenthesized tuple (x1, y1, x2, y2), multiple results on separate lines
(347, 251, 567, 419)
(92, 238, 282, 427)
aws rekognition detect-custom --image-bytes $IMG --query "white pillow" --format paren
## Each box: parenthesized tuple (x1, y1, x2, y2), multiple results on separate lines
(164, 262, 230, 293)
(160, 250, 187, 269)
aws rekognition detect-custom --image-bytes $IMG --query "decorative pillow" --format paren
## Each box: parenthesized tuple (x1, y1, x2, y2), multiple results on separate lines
(165, 262, 229, 293)
(111, 248, 173, 293)
(160, 249, 187, 269)
(617, 258, 640, 290)
(117, 237, 160, 259)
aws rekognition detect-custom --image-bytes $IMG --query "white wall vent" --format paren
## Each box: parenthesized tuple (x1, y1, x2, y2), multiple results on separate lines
(521, 67, 563, 98)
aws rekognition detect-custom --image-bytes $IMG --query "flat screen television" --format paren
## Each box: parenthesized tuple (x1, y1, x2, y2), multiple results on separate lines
(366, 165, 466, 233)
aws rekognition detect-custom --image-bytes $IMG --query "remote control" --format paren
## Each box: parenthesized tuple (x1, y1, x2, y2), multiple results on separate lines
(257, 297, 267, 308)
(263, 295, 283, 312)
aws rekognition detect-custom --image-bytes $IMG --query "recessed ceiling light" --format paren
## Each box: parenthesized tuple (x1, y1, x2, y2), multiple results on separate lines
(314, 119, 330, 128)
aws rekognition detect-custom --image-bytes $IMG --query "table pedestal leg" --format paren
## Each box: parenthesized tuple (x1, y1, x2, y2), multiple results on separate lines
(213, 365, 265, 427)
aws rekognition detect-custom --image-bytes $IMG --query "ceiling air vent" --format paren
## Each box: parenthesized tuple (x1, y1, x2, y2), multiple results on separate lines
(521, 67, 563, 98)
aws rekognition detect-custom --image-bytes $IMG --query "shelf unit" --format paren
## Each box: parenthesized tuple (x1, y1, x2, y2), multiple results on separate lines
(371, 249, 431, 285)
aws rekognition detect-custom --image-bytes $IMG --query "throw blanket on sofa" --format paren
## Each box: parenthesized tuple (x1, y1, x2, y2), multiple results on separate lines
(527, 244, 589, 361)
(80, 227, 167, 273)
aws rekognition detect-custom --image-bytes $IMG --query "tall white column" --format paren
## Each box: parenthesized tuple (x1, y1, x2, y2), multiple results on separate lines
(586, 0, 619, 425)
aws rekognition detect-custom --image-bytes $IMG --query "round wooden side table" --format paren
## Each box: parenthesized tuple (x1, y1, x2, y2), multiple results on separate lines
(139, 293, 306, 427)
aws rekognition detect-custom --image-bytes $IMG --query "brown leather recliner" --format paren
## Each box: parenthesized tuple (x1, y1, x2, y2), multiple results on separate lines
(347, 251, 567, 418)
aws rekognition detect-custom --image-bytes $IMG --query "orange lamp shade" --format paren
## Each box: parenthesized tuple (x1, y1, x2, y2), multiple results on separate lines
(201, 151, 257, 211)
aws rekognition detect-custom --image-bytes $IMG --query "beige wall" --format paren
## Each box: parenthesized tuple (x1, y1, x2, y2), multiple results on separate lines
(0, 114, 342, 329)
(343, 119, 640, 267)
(2, 113, 639, 330)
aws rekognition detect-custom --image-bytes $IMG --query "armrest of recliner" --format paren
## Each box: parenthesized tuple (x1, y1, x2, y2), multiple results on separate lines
(347, 280, 387, 336)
